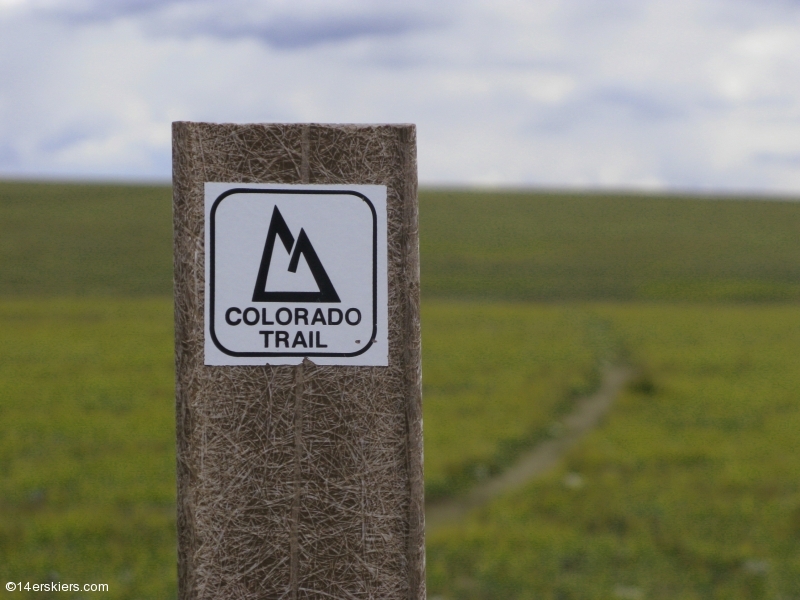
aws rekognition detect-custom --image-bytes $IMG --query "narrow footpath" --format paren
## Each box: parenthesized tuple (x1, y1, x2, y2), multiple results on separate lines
(425, 366, 633, 534)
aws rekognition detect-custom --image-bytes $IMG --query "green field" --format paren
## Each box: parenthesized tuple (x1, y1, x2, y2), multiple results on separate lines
(0, 182, 172, 297)
(428, 305, 800, 599)
(3, 182, 800, 302)
(0, 299, 175, 598)
(420, 189, 800, 302)
(422, 301, 615, 500)
(1, 180, 799, 598)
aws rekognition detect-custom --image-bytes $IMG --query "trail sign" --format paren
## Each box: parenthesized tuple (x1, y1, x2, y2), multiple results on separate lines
(176, 123, 423, 600)
(204, 183, 388, 366)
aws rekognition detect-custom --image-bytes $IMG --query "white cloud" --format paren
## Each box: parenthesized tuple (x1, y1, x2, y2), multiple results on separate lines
(1, 0, 800, 192)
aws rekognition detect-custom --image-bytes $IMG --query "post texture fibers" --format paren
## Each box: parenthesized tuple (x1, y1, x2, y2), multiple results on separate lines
(173, 123, 424, 600)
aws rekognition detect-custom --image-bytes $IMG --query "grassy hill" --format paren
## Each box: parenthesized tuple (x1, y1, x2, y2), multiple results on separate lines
(1, 180, 799, 598)
(2, 181, 800, 301)
(421, 189, 800, 302)
(0, 181, 172, 297)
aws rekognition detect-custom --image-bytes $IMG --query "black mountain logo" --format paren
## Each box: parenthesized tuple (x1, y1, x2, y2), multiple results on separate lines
(252, 206, 341, 303)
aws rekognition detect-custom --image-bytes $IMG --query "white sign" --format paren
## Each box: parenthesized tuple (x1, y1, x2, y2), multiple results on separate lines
(205, 183, 388, 366)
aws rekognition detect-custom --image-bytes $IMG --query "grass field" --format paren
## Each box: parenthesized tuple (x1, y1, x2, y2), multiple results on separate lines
(0, 299, 176, 598)
(420, 189, 800, 302)
(422, 301, 615, 500)
(1, 180, 799, 598)
(0, 182, 172, 297)
(3, 181, 800, 302)
(428, 305, 800, 599)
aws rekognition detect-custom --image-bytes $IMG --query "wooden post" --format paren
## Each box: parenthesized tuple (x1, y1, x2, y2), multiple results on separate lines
(172, 123, 424, 599)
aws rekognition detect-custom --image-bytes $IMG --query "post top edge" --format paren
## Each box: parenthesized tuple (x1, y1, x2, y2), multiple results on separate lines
(172, 121, 415, 129)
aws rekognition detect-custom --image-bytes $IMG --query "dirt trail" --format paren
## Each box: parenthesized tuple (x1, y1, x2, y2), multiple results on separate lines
(425, 366, 632, 534)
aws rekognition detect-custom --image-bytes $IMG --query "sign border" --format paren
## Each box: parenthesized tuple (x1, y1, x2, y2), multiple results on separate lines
(209, 187, 378, 358)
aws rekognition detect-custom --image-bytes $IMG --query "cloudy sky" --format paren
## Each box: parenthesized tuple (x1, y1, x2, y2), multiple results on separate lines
(1, 0, 799, 192)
